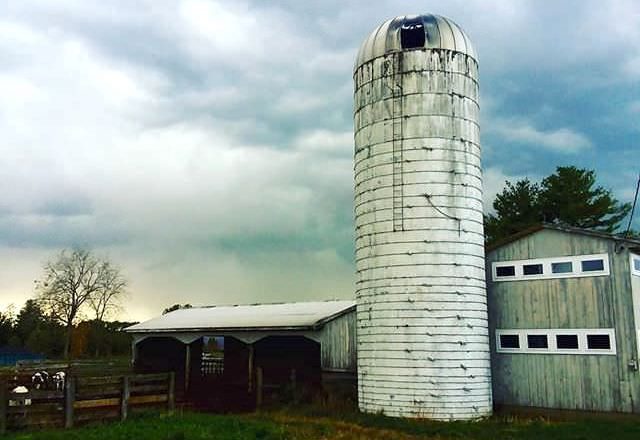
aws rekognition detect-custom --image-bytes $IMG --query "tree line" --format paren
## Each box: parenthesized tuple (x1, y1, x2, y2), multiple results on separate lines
(0, 300, 133, 359)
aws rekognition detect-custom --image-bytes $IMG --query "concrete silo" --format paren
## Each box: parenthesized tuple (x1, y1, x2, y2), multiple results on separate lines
(353, 14, 492, 420)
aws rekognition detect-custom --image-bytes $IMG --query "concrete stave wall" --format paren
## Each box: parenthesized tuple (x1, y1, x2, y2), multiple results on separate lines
(354, 42, 492, 420)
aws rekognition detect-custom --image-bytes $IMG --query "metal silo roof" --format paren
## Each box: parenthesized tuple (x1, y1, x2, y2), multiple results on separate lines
(354, 14, 477, 72)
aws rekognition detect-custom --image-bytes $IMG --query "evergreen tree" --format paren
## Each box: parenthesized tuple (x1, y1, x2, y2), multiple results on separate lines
(539, 166, 631, 231)
(485, 167, 632, 245)
(485, 179, 541, 244)
(14, 300, 45, 347)
(0, 310, 14, 347)
(162, 304, 192, 315)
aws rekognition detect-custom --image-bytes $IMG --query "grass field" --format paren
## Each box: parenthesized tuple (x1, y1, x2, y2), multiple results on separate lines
(4, 408, 640, 440)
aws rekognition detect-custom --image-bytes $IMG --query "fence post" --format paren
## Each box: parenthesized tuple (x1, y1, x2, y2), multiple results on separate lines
(65, 376, 75, 429)
(167, 372, 175, 412)
(120, 376, 130, 421)
(255, 366, 263, 410)
(0, 379, 7, 435)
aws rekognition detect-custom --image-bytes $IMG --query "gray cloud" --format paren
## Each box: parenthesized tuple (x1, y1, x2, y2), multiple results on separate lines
(490, 119, 592, 153)
(0, 0, 638, 319)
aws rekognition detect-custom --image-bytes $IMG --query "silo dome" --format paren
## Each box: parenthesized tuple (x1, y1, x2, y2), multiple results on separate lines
(354, 14, 477, 73)
(353, 14, 492, 421)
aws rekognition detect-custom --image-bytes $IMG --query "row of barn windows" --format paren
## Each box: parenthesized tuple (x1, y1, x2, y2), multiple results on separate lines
(492, 253, 610, 282)
(496, 329, 616, 355)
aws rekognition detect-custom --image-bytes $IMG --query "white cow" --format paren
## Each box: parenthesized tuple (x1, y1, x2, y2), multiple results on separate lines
(31, 371, 51, 390)
(53, 371, 66, 391)
(31, 372, 45, 389)
(10, 386, 32, 406)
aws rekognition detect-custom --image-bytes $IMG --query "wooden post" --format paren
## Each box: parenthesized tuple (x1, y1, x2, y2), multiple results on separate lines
(167, 372, 175, 412)
(120, 376, 130, 421)
(65, 376, 75, 429)
(0, 379, 7, 435)
(255, 367, 263, 409)
(290, 368, 297, 399)
(247, 344, 254, 393)
(131, 339, 138, 368)
(184, 343, 191, 394)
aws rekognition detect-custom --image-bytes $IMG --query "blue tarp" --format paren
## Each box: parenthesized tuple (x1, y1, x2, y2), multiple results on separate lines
(0, 348, 44, 366)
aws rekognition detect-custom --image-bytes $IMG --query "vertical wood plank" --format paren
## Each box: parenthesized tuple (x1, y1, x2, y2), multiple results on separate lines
(120, 376, 130, 421)
(0, 379, 7, 435)
(255, 367, 263, 409)
(290, 368, 297, 396)
(168, 372, 175, 412)
(247, 344, 254, 393)
(184, 343, 191, 394)
(131, 339, 138, 368)
(65, 376, 75, 429)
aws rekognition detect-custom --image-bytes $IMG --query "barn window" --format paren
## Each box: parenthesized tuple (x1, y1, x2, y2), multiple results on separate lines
(496, 328, 616, 355)
(492, 253, 609, 282)
(523, 264, 543, 276)
(495, 266, 516, 278)
(556, 334, 579, 349)
(587, 334, 611, 350)
(527, 334, 548, 349)
(499, 334, 519, 349)
(581, 259, 605, 272)
(551, 261, 573, 274)
(631, 254, 640, 276)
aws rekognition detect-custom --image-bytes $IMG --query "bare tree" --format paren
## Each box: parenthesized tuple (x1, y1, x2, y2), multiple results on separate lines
(87, 262, 127, 322)
(35, 248, 127, 358)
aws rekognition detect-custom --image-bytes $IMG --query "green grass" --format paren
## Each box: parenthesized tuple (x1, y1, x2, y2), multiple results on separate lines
(4, 408, 640, 440)
(5, 412, 297, 440)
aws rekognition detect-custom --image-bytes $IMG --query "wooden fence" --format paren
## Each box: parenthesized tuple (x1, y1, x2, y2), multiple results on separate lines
(0, 372, 175, 433)
(200, 353, 224, 376)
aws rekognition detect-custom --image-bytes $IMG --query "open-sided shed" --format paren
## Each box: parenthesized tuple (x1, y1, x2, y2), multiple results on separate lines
(125, 300, 356, 409)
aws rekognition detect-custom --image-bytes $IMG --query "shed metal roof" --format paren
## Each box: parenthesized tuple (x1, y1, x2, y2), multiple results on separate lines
(125, 300, 356, 333)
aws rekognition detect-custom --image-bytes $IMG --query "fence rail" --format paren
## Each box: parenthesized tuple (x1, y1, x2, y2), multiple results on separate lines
(0, 372, 175, 433)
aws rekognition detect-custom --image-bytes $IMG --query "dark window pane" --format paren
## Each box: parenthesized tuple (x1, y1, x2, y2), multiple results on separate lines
(400, 19, 426, 49)
(587, 334, 611, 350)
(582, 259, 605, 272)
(523, 264, 544, 276)
(634, 258, 640, 272)
(527, 334, 548, 349)
(556, 334, 579, 349)
(499, 334, 519, 349)
(552, 262, 573, 274)
(496, 266, 516, 277)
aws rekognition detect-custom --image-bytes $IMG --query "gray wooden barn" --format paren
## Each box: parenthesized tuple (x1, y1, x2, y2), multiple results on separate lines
(487, 224, 640, 413)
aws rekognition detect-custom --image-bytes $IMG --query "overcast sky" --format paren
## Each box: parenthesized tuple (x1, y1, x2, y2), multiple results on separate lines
(1, 0, 638, 321)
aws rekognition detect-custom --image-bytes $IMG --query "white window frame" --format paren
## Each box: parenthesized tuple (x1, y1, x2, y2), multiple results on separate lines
(496, 332, 521, 352)
(631, 253, 640, 277)
(492, 253, 610, 282)
(495, 328, 616, 355)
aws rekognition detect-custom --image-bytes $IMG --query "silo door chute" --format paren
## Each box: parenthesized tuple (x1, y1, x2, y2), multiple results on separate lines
(391, 53, 404, 232)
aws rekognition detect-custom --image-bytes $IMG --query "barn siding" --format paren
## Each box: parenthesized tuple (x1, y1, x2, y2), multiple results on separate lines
(320, 310, 357, 372)
(487, 229, 640, 413)
(631, 255, 640, 357)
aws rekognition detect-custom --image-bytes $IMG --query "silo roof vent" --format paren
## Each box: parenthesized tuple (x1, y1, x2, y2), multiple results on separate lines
(354, 14, 477, 72)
